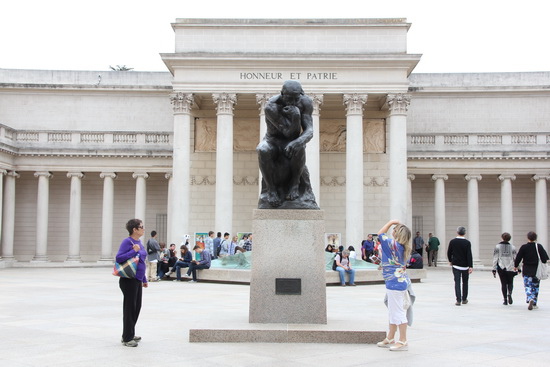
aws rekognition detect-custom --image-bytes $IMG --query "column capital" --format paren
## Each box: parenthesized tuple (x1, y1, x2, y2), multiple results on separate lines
(67, 172, 84, 179)
(0, 169, 7, 176)
(407, 174, 415, 181)
(432, 174, 449, 181)
(387, 93, 411, 115)
(170, 92, 195, 114)
(34, 171, 52, 179)
(498, 174, 516, 182)
(165, 172, 173, 180)
(132, 172, 149, 180)
(532, 174, 550, 181)
(310, 94, 324, 115)
(465, 174, 482, 182)
(100, 172, 117, 179)
(213, 93, 237, 115)
(6, 170, 19, 178)
(255, 93, 273, 112)
(343, 94, 368, 116)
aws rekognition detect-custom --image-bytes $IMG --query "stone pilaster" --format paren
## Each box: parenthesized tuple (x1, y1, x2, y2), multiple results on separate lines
(66, 172, 84, 262)
(213, 93, 237, 234)
(170, 92, 194, 245)
(307, 94, 323, 205)
(407, 174, 415, 230)
(1, 170, 16, 262)
(343, 94, 367, 247)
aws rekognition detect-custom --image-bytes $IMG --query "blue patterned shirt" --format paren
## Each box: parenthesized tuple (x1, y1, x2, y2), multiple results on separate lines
(379, 232, 411, 290)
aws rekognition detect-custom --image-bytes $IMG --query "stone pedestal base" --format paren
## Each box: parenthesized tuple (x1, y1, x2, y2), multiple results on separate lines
(249, 209, 327, 324)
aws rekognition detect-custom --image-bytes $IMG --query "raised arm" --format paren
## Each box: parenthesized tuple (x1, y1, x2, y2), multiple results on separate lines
(378, 219, 400, 236)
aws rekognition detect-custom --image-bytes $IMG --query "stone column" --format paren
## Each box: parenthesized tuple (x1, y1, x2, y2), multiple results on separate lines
(387, 94, 411, 222)
(407, 174, 415, 230)
(532, 175, 549, 250)
(213, 93, 237, 234)
(1, 171, 17, 261)
(0, 170, 5, 261)
(465, 174, 482, 263)
(133, 172, 148, 222)
(66, 172, 84, 262)
(256, 94, 270, 197)
(99, 172, 116, 262)
(343, 94, 367, 247)
(33, 171, 52, 262)
(432, 174, 448, 255)
(307, 94, 323, 205)
(165, 172, 173, 246)
(169, 92, 194, 245)
(498, 174, 516, 238)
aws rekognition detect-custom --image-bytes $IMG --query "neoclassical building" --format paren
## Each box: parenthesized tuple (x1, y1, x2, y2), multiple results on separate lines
(0, 18, 548, 266)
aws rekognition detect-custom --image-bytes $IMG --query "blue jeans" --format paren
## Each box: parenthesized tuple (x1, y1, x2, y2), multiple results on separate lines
(174, 261, 190, 280)
(335, 266, 355, 285)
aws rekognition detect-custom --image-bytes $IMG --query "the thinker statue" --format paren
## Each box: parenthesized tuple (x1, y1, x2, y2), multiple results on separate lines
(257, 80, 319, 209)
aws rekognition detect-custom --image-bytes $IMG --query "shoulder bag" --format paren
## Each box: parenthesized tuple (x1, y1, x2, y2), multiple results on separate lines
(535, 243, 549, 280)
(113, 254, 140, 279)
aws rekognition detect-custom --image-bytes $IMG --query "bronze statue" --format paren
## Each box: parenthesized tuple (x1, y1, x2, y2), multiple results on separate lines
(257, 80, 319, 209)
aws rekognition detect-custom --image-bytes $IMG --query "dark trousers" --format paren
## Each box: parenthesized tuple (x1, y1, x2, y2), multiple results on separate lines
(428, 250, 438, 266)
(497, 266, 516, 300)
(119, 277, 142, 342)
(187, 263, 210, 281)
(416, 247, 423, 258)
(453, 267, 470, 302)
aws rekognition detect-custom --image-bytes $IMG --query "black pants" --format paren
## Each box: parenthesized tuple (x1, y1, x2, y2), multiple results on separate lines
(497, 266, 516, 300)
(453, 267, 469, 302)
(119, 277, 142, 342)
(416, 247, 423, 258)
(187, 263, 210, 281)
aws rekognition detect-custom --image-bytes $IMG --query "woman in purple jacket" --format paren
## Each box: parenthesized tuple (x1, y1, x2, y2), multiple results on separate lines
(116, 219, 148, 347)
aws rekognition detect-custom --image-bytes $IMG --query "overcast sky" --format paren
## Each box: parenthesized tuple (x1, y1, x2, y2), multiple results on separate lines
(1, 0, 549, 74)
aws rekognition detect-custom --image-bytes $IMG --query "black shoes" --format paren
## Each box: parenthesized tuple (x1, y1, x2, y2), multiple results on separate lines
(508, 295, 513, 305)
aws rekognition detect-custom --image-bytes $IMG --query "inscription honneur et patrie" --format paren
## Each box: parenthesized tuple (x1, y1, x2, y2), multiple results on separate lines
(239, 72, 337, 80)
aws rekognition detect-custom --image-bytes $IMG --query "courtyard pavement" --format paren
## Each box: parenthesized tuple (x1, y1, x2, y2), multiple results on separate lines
(0, 266, 549, 367)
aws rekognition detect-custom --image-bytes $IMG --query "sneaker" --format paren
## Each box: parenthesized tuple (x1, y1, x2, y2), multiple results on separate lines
(389, 341, 408, 351)
(533, 305, 539, 309)
(528, 300, 534, 310)
(377, 338, 394, 348)
(122, 340, 138, 347)
(173, 279, 180, 282)
(188, 280, 197, 283)
(182, 274, 190, 278)
(455, 301, 461, 306)
(462, 299, 468, 305)
(121, 336, 141, 343)
(349, 284, 357, 286)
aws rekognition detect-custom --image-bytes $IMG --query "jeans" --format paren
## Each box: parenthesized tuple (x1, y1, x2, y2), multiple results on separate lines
(453, 267, 469, 302)
(335, 266, 355, 285)
(174, 261, 190, 280)
(187, 263, 210, 281)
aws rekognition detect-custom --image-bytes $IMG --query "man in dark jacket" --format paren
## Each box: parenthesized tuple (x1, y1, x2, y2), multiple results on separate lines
(447, 226, 473, 306)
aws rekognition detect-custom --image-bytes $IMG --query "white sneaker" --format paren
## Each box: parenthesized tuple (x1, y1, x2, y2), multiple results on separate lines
(188, 280, 197, 283)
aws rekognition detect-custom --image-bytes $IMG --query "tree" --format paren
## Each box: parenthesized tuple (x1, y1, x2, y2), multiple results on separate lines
(109, 65, 134, 71)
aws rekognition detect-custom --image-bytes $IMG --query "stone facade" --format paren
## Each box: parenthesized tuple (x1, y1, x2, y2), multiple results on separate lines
(0, 18, 548, 266)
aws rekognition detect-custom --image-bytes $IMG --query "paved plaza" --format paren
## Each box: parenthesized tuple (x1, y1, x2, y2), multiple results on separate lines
(0, 266, 549, 367)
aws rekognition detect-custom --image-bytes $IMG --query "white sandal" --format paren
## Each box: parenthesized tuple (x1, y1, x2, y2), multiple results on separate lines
(389, 340, 408, 351)
(377, 338, 395, 348)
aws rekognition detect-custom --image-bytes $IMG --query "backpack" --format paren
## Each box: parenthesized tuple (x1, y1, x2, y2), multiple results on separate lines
(332, 253, 342, 271)
(146, 239, 154, 254)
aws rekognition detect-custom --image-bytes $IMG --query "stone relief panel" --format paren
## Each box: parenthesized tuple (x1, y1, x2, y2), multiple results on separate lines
(195, 118, 385, 153)
(194, 118, 260, 152)
(319, 119, 385, 153)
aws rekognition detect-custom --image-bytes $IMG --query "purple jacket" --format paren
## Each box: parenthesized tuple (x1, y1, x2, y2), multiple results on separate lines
(116, 237, 148, 284)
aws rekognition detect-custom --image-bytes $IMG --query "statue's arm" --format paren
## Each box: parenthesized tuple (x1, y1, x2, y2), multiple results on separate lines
(264, 98, 287, 132)
(295, 97, 314, 145)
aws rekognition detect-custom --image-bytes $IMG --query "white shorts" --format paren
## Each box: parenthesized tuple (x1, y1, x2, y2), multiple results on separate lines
(386, 289, 408, 325)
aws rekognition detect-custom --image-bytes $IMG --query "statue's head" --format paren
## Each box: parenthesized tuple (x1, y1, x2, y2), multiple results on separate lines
(281, 80, 304, 106)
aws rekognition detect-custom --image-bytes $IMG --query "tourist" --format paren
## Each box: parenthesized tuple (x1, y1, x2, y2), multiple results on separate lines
(325, 244, 334, 253)
(230, 235, 238, 256)
(514, 231, 549, 310)
(413, 232, 425, 259)
(376, 219, 412, 351)
(213, 232, 222, 258)
(492, 232, 518, 305)
(185, 245, 212, 282)
(115, 219, 148, 347)
(204, 231, 215, 258)
(406, 250, 423, 269)
(361, 234, 375, 262)
(157, 242, 170, 279)
(172, 244, 192, 281)
(447, 226, 473, 306)
(347, 246, 357, 260)
(334, 249, 356, 286)
(427, 233, 440, 267)
(218, 232, 230, 257)
(146, 230, 160, 282)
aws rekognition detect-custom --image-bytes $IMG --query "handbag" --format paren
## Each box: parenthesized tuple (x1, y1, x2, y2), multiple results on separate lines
(113, 254, 140, 279)
(535, 243, 548, 281)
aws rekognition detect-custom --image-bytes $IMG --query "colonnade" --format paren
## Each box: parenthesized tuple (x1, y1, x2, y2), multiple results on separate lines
(412, 173, 550, 262)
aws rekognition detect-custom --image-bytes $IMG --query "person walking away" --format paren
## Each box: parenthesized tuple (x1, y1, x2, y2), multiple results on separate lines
(514, 231, 549, 310)
(492, 232, 518, 305)
(427, 233, 440, 267)
(447, 226, 473, 306)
